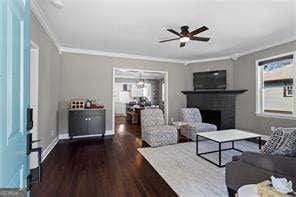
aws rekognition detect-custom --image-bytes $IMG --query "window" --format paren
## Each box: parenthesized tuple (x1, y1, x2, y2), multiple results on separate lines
(283, 84, 293, 97)
(256, 53, 296, 118)
(115, 83, 131, 103)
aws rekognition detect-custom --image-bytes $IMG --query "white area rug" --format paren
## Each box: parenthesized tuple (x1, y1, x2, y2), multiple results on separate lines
(138, 141, 259, 197)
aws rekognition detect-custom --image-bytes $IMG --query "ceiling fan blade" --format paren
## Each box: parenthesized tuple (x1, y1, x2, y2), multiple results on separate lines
(167, 29, 182, 37)
(180, 42, 186, 47)
(191, 37, 210, 42)
(190, 26, 209, 36)
(159, 38, 180, 43)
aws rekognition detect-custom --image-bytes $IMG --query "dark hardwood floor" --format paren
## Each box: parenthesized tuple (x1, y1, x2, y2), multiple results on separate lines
(31, 116, 177, 197)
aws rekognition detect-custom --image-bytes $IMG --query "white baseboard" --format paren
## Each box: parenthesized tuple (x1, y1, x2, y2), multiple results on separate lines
(40, 130, 114, 164)
(41, 136, 58, 162)
(72, 133, 104, 139)
(58, 133, 70, 140)
(105, 129, 114, 135)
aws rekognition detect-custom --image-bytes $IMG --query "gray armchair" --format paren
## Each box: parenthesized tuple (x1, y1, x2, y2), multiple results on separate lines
(180, 108, 217, 141)
(225, 151, 296, 197)
(141, 109, 178, 147)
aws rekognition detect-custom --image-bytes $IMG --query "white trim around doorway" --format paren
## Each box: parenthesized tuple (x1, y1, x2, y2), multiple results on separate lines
(30, 41, 39, 169)
(112, 67, 169, 133)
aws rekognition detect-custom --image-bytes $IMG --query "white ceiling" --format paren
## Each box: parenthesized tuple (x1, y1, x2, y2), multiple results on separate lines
(115, 69, 165, 79)
(36, 0, 296, 62)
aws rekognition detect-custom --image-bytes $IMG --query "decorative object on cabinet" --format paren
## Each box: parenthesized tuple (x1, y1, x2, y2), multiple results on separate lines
(85, 99, 97, 108)
(86, 100, 92, 108)
(91, 104, 104, 109)
(70, 100, 85, 109)
(68, 109, 106, 139)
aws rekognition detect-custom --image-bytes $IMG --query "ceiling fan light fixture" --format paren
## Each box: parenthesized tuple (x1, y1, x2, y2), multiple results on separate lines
(159, 25, 210, 47)
(180, 36, 190, 43)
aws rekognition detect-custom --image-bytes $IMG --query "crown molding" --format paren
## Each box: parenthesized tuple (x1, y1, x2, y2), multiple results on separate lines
(185, 56, 231, 65)
(185, 36, 296, 65)
(235, 36, 296, 58)
(60, 47, 186, 64)
(61, 37, 296, 65)
(30, 0, 62, 54)
(115, 75, 164, 80)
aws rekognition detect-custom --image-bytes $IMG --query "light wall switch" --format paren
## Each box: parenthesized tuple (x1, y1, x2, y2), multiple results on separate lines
(51, 129, 55, 136)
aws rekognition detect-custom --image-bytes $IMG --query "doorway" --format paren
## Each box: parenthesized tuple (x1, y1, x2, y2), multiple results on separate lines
(112, 68, 168, 134)
(30, 41, 39, 169)
(0, 0, 30, 190)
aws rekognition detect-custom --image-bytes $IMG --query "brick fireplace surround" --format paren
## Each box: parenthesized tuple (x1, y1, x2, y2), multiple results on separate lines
(182, 90, 247, 130)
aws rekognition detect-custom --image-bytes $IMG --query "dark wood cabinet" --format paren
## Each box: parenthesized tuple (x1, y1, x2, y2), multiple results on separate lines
(69, 109, 106, 138)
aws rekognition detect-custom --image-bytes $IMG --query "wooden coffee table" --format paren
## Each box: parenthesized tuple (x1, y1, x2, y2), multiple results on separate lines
(196, 129, 262, 167)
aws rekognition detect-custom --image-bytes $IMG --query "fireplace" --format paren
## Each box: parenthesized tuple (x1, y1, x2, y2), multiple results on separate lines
(200, 110, 222, 130)
(182, 89, 247, 130)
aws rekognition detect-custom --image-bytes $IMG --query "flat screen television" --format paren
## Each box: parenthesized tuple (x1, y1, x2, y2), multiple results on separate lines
(193, 70, 226, 90)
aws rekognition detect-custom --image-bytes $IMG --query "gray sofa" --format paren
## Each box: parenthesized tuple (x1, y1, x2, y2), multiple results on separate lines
(225, 151, 296, 196)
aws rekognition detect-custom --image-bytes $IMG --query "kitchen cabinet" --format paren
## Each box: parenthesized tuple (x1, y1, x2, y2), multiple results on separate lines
(131, 84, 144, 97)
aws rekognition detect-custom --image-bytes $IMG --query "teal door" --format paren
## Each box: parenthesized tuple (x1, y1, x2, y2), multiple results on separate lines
(0, 0, 30, 190)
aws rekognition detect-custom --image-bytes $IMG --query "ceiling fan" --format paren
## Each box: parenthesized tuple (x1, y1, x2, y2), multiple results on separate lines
(159, 25, 210, 47)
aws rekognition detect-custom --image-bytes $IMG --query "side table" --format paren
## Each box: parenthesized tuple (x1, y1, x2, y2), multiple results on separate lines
(171, 121, 188, 143)
(237, 184, 258, 197)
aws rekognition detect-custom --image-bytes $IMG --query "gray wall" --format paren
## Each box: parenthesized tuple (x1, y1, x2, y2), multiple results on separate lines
(234, 41, 296, 136)
(58, 53, 187, 134)
(31, 14, 61, 149)
(186, 59, 234, 90)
